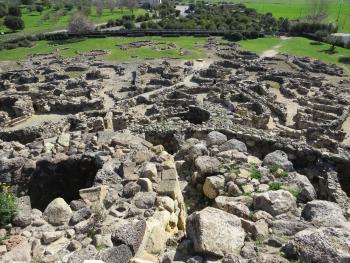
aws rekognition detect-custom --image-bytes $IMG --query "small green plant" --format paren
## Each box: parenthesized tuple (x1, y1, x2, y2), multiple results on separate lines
(96, 244, 107, 251)
(269, 164, 288, 177)
(249, 163, 262, 180)
(291, 260, 310, 263)
(228, 162, 240, 175)
(288, 188, 302, 199)
(269, 182, 283, 191)
(255, 239, 264, 247)
(0, 183, 17, 226)
(31, 259, 43, 263)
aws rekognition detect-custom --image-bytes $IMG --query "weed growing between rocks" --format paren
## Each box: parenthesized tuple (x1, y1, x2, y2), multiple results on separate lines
(0, 183, 17, 226)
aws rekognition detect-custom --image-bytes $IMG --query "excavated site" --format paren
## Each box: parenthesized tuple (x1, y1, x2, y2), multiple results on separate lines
(1, 38, 350, 263)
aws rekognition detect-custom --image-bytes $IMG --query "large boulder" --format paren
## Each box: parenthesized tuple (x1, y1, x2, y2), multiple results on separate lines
(202, 175, 225, 199)
(111, 221, 146, 254)
(12, 196, 31, 227)
(194, 156, 221, 176)
(253, 190, 297, 216)
(218, 138, 247, 153)
(98, 245, 133, 263)
(283, 227, 350, 263)
(262, 150, 294, 171)
(286, 173, 316, 202)
(187, 207, 245, 257)
(141, 162, 158, 181)
(43, 198, 73, 226)
(206, 131, 227, 147)
(301, 200, 346, 227)
(184, 143, 209, 162)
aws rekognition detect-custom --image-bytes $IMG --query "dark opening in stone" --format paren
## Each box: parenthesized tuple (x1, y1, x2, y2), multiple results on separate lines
(182, 106, 210, 124)
(29, 155, 99, 210)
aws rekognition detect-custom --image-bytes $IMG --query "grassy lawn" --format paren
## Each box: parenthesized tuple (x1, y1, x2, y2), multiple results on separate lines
(0, 7, 146, 36)
(239, 36, 350, 72)
(180, 0, 350, 33)
(0, 37, 207, 61)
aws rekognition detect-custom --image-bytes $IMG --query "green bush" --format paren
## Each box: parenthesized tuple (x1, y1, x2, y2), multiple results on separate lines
(4, 16, 25, 31)
(0, 184, 17, 226)
(269, 182, 283, 191)
(269, 164, 288, 177)
(8, 6, 21, 17)
(224, 32, 243, 41)
(249, 163, 262, 179)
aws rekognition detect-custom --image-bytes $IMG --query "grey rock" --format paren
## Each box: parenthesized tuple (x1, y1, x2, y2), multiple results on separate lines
(187, 207, 245, 257)
(184, 143, 209, 162)
(283, 227, 350, 263)
(12, 196, 31, 227)
(206, 131, 227, 147)
(43, 198, 72, 226)
(141, 162, 158, 181)
(262, 150, 294, 171)
(133, 192, 156, 209)
(70, 207, 92, 225)
(98, 245, 133, 263)
(123, 182, 141, 198)
(68, 245, 98, 263)
(111, 220, 146, 254)
(218, 138, 247, 153)
(301, 200, 346, 227)
(194, 156, 221, 176)
(286, 173, 316, 201)
(203, 176, 225, 199)
(42, 231, 64, 245)
(271, 219, 310, 236)
(253, 190, 297, 216)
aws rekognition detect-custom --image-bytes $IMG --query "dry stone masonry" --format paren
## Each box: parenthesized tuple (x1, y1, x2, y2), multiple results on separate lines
(0, 38, 350, 263)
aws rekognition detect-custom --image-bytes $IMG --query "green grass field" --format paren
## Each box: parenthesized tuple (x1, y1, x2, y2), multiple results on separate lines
(0, 37, 207, 61)
(239, 36, 350, 72)
(0, 7, 146, 35)
(181, 0, 350, 33)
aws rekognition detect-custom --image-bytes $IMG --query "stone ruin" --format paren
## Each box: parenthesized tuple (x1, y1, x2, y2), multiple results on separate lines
(0, 39, 350, 263)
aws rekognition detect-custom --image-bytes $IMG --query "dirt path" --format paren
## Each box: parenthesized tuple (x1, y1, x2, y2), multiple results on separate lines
(260, 37, 290, 58)
(3, 114, 66, 132)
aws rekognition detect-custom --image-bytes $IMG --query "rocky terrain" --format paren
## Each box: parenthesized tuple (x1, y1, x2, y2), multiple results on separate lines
(0, 38, 350, 263)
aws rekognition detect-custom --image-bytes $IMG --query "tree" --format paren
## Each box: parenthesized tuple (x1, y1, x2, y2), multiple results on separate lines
(0, 3, 8, 18)
(8, 6, 21, 17)
(93, 0, 104, 16)
(68, 12, 95, 34)
(120, 0, 137, 14)
(36, 5, 44, 14)
(107, 0, 116, 13)
(4, 15, 25, 31)
(307, 0, 330, 23)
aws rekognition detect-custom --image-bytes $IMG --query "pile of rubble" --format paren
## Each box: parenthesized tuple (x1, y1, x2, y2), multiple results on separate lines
(0, 38, 350, 263)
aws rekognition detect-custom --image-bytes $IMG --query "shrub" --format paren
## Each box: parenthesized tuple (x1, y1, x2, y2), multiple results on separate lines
(18, 39, 33, 47)
(8, 6, 21, 17)
(4, 42, 18, 50)
(269, 164, 288, 177)
(346, 41, 350, 49)
(0, 3, 7, 18)
(68, 12, 95, 35)
(224, 32, 243, 41)
(4, 16, 25, 31)
(269, 182, 283, 191)
(123, 20, 135, 29)
(249, 163, 262, 179)
(36, 5, 44, 14)
(0, 183, 17, 226)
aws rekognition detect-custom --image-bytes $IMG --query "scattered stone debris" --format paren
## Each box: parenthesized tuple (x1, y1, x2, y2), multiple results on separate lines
(0, 39, 350, 263)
